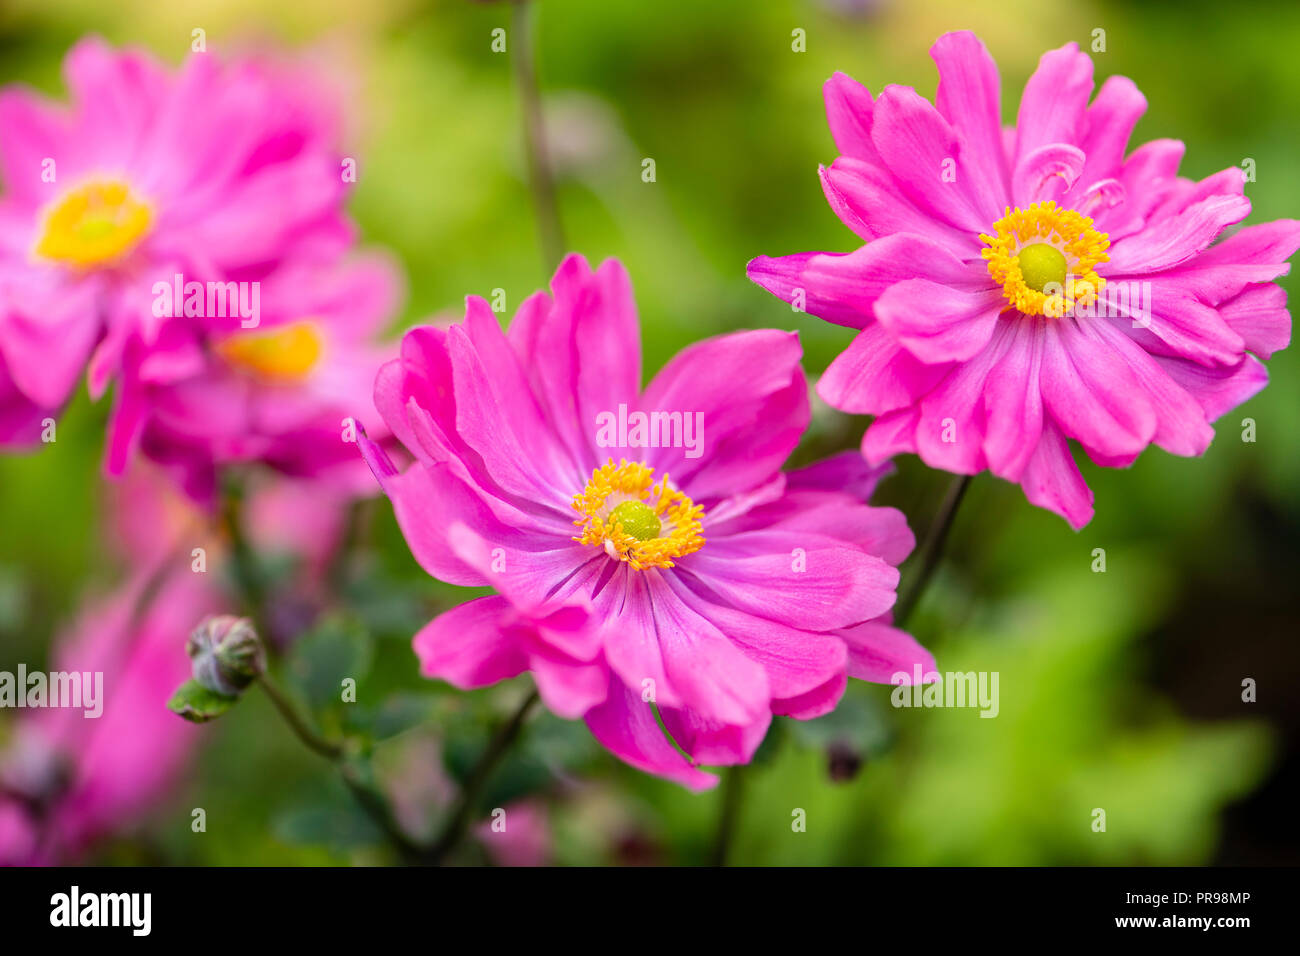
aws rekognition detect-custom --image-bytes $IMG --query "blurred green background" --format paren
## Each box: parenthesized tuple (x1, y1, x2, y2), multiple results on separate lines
(1, 0, 1296, 864)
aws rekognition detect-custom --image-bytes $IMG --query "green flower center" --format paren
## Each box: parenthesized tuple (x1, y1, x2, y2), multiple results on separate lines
(609, 500, 662, 542)
(1016, 242, 1068, 293)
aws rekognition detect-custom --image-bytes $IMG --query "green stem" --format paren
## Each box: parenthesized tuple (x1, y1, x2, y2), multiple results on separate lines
(255, 674, 343, 761)
(710, 765, 744, 866)
(219, 478, 416, 860)
(427, 689, 541, 864)
(219, 475, 270, 641)
(893, 474, 973, 628)
(254, 673, 428, 861)
(338, 762, 428, 863)
(512, 0, 565, 270)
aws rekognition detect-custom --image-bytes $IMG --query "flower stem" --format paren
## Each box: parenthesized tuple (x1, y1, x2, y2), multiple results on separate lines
(710, 765, 745, 866)
(707, 477, 972, 865)
(254, 673, 431, 861)
(219, 474, 270, 641)
(255, 674, 343, 761)
(894, 474, 973, 628)
(427, 689, 541, 864)
(218, 477, 421, 860)
(512, 0, 565, 270)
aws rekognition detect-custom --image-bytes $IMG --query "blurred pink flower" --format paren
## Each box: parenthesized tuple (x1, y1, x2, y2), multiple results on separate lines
(0, 569, 219, 864)
(116, 252, 403, 504)
(381, 733, 550, 865)
(748, 31, 1298, 528)
(245, 475, 354, 584)
(474, 801, 550, 867)
(0, 358, 49, 446)
(0, 37, 357, 459)
(360, 254, 932, 789)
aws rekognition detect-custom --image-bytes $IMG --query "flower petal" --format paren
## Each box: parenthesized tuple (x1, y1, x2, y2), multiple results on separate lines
(1039, 318, 1157, 463)
(820, 158, 975, 248)
(823, 71, 880, 163)
(931, 31, 1010, 213)
(681, 528, 899, 629)
(1219, 283, 1291, 360)
(1092, 317, 1213, 457)
(413, 596, 528, 688)
(594, 567, 770, 727)
(838, 621, 936, 684)
(507, 255, 642, 471)
(748, 232, 986, 330)
(584, 680, 717, 790)
(1012, 142, 1085, 208)
(1106, 193, 1252, 274)
(1154, 353, 1268, 422)
(817, 322, 953, 416)
(661, 703, 772, 767)
(1014, 42, 1094, 165)
(1020, 419, 1094, 529)
(982, 315, 1045, 481)
(870, 84, 993, 232)
(874, 279, 1006, 364)
(669, 575, 848, 704)
(639, 329, 806, 503)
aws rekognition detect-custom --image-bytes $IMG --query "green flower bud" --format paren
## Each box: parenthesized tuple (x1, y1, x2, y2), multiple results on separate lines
(187, 615, 265, 696)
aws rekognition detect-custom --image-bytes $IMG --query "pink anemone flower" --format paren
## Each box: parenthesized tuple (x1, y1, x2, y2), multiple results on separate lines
(0, 37, 353, 452)
(359, 254, 932, 789)
(112, 252, 401, 504)
(748, 31, 1298, 528)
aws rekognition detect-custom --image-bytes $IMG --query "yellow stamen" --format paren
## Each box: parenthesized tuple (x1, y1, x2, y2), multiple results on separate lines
(979, 201, 1109, 317)
(216, 321, 324, 383)
(35, 179, 152, 267)
(572, 458, 705, 571)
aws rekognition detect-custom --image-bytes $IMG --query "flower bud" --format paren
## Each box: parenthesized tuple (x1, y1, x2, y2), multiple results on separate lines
(187, 615, 265, 696)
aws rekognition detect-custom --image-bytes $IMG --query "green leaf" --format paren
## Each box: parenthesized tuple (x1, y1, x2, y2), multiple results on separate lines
(343, 692, 436, 741)
(288, 615, 373, 712)
(271, 794, 384, 851)
(167, 679, 238, 723)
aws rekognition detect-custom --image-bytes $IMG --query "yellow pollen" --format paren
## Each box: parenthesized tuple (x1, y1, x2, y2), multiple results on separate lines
(979, 201, 1109, 317)
(216, 320, 324, 383)
(572, 458, 705, 571)
(35, 179, 152, 267)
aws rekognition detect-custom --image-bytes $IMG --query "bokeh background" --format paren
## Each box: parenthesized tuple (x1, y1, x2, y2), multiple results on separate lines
(1, 0, 1296, 864)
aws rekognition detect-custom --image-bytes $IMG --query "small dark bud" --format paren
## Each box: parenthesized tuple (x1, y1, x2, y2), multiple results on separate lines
(826, 740, 864, 783)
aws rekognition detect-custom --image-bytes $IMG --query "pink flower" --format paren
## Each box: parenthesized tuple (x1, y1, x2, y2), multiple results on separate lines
(0, 37, 353, 454)
(474, 800, 550, 867)
(381, 733, 551, 865)
(360, 254, 932, 789)
(0, 357, 51, 446)
(115, 252, 402, 504)
(0, 570, 219, 864)
(1, 463, 226, 864)
(748, 31, 1298, 528)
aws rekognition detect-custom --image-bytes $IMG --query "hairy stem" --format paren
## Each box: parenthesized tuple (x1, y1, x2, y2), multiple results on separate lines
(255, 674, 343, 761)
(894, 474, 973, 628)
(427, 690, 541, 864)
